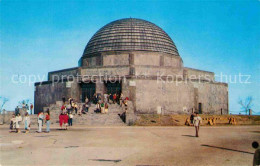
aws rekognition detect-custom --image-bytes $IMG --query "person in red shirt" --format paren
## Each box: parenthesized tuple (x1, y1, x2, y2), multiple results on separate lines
(61, 105, 66, 112)
(113, 93, 117, 104)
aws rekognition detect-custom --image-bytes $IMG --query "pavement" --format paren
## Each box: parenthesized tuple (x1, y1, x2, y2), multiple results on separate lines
(0, 125, 259, 166)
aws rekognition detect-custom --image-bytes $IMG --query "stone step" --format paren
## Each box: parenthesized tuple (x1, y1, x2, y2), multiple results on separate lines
(31, 102, 126, 126)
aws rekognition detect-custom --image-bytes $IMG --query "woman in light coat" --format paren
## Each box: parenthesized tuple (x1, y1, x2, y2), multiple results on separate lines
(24, 112, 30, 133)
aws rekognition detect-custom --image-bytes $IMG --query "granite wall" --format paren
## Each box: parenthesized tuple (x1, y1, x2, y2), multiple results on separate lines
(133, 78, 228, 115)
(34, 81, 71, 114)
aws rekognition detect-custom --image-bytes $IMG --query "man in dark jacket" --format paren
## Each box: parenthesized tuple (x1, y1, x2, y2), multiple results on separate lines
(15, 106, 19, 116)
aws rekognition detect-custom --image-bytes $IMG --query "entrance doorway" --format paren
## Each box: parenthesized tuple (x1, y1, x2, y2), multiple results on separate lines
(81, 82, 96, 102)
(198, 103, 202, 114)
(105, 81, 121, 95)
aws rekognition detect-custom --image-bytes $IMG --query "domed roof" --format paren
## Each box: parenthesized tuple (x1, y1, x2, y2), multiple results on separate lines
(83, 18, 179, 57)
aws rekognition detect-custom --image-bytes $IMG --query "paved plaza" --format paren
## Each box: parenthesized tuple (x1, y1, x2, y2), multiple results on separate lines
(0, 125, 259, 166)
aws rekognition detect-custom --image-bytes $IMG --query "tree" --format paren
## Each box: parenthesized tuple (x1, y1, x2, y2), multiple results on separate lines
(238, 96, 253, 115)
(0, 96, 9, 114)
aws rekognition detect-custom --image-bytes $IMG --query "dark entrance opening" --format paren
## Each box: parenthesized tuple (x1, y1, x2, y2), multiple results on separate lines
(105, 81, 121, 95)
(198, 103, 202, 114)
(81, 82, 96, 102)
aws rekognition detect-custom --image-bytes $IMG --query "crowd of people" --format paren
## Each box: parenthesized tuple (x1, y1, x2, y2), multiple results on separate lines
(9, 94, 205, 138)
(58, 93, 129, 129)
(16, 103, 34, 114)
(10, 109, 50, 133)
(9, 92, 128, 133)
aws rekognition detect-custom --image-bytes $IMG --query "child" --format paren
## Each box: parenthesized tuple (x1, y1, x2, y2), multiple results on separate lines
(15, 113, 22, 133)
(24, 112, 30, 133)
(68, 112, 73, 126)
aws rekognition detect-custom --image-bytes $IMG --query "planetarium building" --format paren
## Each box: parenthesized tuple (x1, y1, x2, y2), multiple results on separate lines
(34, 18, 228, 115)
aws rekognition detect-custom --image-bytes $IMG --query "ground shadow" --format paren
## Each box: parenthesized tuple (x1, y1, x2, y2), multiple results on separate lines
(89, 159, 121, 163)
(64, 146, 79, 148)
(182, 135, 196, 137)
(35, 135, 58, 137)
(201, 144, 254, 155)
(251, 131, 260, 134)
(56, 129, 68, 131)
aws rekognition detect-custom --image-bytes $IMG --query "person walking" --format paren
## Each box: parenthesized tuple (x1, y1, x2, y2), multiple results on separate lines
(193, 112, 202, 137)
(45, 110, 50, 133)
(37, 112, 44, 133)
(24, 112, 30, 133)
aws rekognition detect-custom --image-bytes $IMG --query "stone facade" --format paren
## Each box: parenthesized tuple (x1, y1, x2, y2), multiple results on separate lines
(34, 18, 229, 115)
(35, 50, 228, 114)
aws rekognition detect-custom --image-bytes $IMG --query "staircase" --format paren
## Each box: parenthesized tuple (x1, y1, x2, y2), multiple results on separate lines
(30, 101, 126, 126)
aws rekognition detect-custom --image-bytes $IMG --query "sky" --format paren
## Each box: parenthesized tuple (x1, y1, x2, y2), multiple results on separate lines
(0, 0, 259, 114)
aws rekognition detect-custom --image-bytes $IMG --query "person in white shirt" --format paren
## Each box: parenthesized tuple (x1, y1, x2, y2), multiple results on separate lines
(15, 113, 22, 133)
(193, 112, 202, 137)
(37, 112, 44, 133)
(24, 112, 30, 133)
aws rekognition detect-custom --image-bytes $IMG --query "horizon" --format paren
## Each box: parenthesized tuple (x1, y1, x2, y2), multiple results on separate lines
(1, 0, 259, 114)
